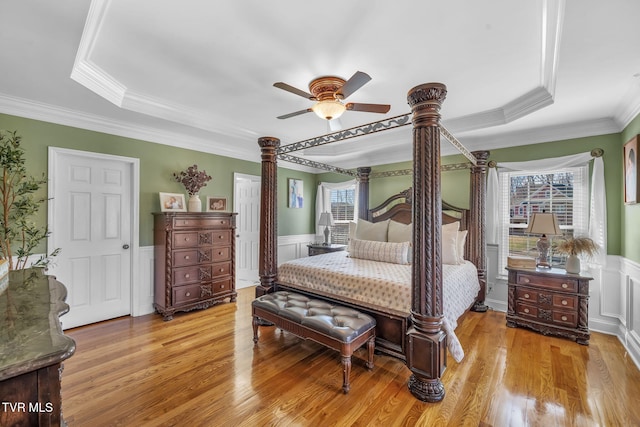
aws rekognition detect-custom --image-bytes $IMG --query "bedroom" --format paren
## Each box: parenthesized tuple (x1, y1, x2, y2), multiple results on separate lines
(1, 0, 640, 425)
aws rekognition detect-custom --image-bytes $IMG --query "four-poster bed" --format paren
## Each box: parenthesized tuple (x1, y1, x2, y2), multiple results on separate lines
(255, 82, 489, 402)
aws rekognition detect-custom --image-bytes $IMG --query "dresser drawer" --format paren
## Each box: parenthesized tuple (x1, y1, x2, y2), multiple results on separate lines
(173, 283, 211, 305)
(515, 302, 538, 318)
(212, 277, 233, 294)
(173, 266, 212, 285)
(209, 230, 231, 246)
(173, 217, 233, 229)
(212, 246, 231, 262)
(516, 287, 540, 304)
(212, 261, 232, 278)
(553, 310, 578, 327)
(173, 232, 199, 248)
(516, 273, 578, 292)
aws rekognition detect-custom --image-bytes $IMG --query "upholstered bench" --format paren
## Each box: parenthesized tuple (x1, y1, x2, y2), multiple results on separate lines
(252, 291, 376, 394)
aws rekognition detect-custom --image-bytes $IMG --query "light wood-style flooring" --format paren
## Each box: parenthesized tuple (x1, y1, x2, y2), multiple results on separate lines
(62, 286, 640, 426)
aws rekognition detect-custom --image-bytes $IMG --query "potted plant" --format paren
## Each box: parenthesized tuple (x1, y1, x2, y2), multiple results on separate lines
(0, 130, 60, 270)
(173, 164, 212, 212)
(556, 236, 599, 274)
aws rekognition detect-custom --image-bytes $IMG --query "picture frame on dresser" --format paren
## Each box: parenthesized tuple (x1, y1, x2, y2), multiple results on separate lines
(207, 196, 227, 212)
(624, 135, 638, 204)
(159, 192, 186, 212)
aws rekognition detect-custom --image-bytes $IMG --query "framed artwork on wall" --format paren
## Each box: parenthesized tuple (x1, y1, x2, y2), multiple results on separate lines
(159, 192, 186, 212)
(624, 135, 639, 205)
(207, 196, 227, 212)
(288, 178, 304, 208)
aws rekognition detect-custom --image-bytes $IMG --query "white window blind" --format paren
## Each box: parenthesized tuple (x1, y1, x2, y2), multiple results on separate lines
(498, 165, 589, 273)
(329, 187, 355, 244)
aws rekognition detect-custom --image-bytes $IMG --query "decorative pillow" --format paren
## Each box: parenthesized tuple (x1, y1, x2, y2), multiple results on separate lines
(349, 238, 410, 265)
(388, 220, 411, 243)
(442, 230, 460, 265)
(442, 221, 460, 233)
(457, 230, 468, 263)
(355, 219, 389, 242)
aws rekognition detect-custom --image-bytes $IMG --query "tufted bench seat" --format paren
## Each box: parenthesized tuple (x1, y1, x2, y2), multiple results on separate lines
(252, 291, 376, 394)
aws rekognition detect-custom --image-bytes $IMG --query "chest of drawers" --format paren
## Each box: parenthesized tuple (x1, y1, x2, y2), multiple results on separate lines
(154, 212, 237, 320)
(506, 267, 591, 345)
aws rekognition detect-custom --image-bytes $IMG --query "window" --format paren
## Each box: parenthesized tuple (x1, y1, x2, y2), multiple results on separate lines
(498, 166, 589, 273)
(329, 187, 355, 244)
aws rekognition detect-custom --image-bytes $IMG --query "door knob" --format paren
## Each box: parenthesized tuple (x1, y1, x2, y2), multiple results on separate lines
(123, 244, 130, 249)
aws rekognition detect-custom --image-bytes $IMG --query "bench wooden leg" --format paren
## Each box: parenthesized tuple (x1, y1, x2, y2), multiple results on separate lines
(341, 354, 352, 394)
(366, 336, 375, 370)
(252, 315, 259, 344)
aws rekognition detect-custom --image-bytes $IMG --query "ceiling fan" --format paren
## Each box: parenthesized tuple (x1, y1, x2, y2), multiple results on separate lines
(274, 71, 391, 122)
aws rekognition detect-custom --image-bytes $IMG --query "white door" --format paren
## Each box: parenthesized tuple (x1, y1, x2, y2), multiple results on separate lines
(234, 173, 261, 288)
(48, 148, 137, 329)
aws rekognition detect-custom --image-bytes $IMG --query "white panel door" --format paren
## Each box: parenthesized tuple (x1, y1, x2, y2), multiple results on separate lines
(49, 149, 133, 329)
(234, 173, 261, 286)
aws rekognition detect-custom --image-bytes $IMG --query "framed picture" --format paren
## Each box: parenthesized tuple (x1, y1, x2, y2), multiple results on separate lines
(159, 192, 186, 212)
(288, 178, 304, 208)
(624, 135, 639, 205)
(207, 196, 227, 212)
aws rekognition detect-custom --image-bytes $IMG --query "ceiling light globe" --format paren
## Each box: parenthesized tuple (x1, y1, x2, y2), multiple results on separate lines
(311, 100, 346, 120)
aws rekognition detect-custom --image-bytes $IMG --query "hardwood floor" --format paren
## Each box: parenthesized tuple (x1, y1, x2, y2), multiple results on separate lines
(61, 287, 640, 426)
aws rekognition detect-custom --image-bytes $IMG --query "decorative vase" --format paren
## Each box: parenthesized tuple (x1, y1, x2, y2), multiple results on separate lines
(187, 194, 202, 212)
(565, 254, 580, 274)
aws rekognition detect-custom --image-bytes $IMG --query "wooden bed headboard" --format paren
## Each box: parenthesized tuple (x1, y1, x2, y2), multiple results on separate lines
(367, 187, 470, 230)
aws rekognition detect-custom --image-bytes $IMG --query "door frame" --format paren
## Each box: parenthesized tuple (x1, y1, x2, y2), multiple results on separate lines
(233, 172, 261, 288)
(47, 147, 141, 315)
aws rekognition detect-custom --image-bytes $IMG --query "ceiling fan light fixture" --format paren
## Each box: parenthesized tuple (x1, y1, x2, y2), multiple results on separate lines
(311, 100, 346, 120)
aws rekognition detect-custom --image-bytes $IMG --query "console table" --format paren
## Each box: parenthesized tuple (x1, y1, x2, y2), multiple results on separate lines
(0, 268, 76, 427)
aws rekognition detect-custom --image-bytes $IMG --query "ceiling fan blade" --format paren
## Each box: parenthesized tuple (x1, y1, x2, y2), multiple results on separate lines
(277, 108, 312, 119)
(273, 82, 315, 100)
(345, 103, 391, 113)
(338, 71, 371, 99)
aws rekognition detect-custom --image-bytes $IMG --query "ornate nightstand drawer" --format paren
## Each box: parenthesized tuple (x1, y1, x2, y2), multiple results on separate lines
(516, 273, 578, 293)
(515, 302, 538, 318)
(552, 310, 578, 327)
(552, 294, 578, 310)
(516, 287, 540, 303)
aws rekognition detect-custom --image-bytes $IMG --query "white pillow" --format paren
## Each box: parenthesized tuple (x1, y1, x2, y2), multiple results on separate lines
(442, 221, 459, 233)
(388, 220, 411, 243)
(349, 239, 410, 264)
(355, 219, 389, 242)
(457, 230, 468, 263)
(442, 230, 460, 265)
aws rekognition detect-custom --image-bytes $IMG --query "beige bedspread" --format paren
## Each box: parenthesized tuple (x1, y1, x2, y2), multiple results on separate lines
(278, 251, 480, 362)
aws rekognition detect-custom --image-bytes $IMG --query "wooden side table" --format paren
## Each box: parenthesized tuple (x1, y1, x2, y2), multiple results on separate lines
(307, 243, 347, 257)
(506, 267, 592, 345)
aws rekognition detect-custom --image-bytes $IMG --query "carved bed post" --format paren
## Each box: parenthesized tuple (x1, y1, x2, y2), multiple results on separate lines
(256, 137, 280, 297)
(356, 167, 371, 220)
(406, 83, 447, 402)
(470, 150, 490, 312)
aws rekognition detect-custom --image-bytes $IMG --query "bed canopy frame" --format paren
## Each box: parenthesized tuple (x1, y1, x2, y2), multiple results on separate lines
(256, 82, 489, 402)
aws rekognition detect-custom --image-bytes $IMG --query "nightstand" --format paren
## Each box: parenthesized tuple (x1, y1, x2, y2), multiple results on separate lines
(307, 243, 347, 257)
(506, 267, 592, 345)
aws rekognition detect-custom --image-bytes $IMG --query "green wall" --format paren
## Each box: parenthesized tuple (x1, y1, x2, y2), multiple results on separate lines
(621, 113, 640, 263)
(2, 110, 638, 262)
(0, 113, 317, 247)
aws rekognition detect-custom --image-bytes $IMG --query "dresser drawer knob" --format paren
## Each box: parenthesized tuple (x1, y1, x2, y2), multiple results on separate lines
(524, 293, 530, 299)
(561, 315, 567, 321)
(218, 235, 224, 239)
(185, 273, 190, 279)
(184, 237, 190, 242)
(524, 308, 530, 314)
(218, 251, 223, 255)
(219, 268, 224, 272)
(562, 283, 568, 289)
(185, 292, 191, 297)
(185, 255, 190, 260)
(522, 278, 530, 284)
(221, 284, 225, 289)
(561, 300, 568, 306)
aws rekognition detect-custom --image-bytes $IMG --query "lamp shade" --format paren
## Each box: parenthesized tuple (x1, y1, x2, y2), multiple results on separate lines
(311, 100, 346, 120)
(318, 212, 335, 227)
(525, 212, 562, 236)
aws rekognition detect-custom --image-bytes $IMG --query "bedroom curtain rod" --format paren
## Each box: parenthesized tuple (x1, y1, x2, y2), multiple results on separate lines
(486, 148, 604, 168)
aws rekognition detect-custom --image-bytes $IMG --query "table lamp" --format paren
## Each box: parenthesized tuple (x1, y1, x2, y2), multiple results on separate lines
(318, 212, 334, 245)
(525, 212, 562, 268)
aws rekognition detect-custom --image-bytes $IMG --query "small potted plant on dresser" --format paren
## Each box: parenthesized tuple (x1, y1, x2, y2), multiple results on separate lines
(173, 164, 212, 212)
(556, 236, 599, 274)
